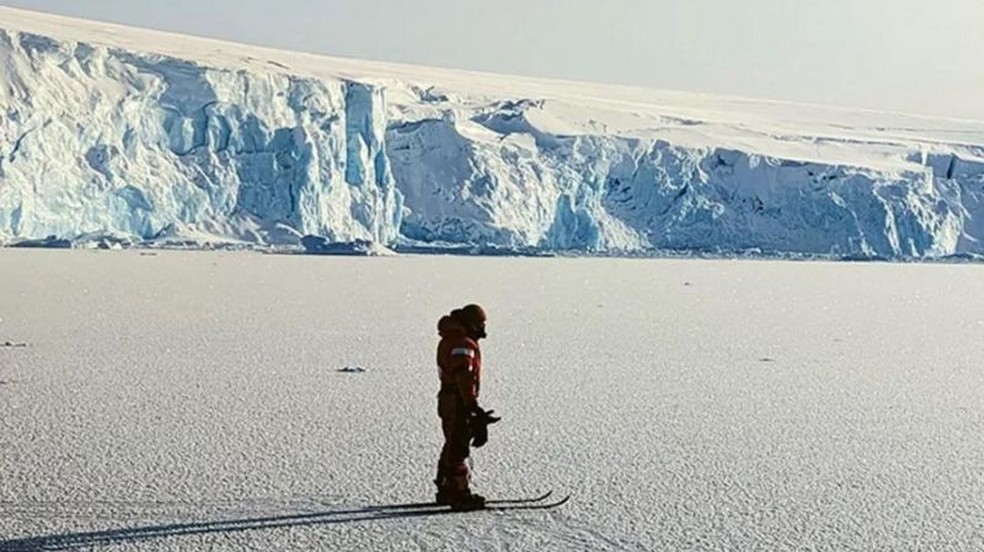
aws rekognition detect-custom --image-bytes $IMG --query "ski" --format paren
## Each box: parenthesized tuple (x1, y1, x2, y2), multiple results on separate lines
(363, 490, 554, 512)
(488, 490, 556, 506)
(369, 494, 570, 520)
(387, 493, 569, 514)
(484, 494, 570, 511)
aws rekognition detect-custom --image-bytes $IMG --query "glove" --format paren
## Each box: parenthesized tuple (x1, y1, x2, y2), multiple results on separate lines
(469, 407, 501, 448)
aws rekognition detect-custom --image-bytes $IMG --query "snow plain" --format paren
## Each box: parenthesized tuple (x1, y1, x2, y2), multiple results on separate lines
(1, 250, 983, 551)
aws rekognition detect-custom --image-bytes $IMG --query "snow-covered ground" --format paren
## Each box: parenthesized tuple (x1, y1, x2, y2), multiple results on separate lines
(2, 7, 984, 258)
(1, 250, 982, 550)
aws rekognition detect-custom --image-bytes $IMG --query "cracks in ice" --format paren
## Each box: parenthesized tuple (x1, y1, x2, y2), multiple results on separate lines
(8, 127, 34, 163)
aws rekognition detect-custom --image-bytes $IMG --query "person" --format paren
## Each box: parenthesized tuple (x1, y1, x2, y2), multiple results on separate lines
(434, 303, 497, 510)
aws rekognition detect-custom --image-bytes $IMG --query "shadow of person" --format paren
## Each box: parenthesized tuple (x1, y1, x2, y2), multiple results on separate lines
(0, 501, 458, 551)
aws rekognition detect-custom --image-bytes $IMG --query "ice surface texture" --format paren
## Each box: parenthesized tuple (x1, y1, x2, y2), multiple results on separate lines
(2, 7, 984, 258)
(2, 251, 983, 550)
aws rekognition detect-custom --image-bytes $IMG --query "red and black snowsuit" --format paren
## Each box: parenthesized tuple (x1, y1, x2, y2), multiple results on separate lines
(435, 314, 482, 496)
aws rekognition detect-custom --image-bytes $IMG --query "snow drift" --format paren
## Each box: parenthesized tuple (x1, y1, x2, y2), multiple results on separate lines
(1, 7, 983, 259)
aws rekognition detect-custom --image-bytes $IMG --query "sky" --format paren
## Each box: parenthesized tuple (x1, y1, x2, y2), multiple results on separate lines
(2, 0, 982, 120)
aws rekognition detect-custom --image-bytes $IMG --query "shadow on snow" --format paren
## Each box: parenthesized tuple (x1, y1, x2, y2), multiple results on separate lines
(0, 501, 466, 551)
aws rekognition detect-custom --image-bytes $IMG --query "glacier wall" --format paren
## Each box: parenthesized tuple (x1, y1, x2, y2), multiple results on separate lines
(389, 103, 984, 258)
(2, 26, 984, 259)
(0, 29, 403, 244)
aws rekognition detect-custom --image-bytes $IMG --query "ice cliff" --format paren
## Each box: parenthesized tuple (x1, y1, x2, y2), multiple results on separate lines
(0, 30, 401, 246)
(2, 7, 983, 259)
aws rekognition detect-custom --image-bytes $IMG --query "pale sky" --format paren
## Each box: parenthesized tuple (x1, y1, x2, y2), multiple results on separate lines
(2, 0, 982, 120)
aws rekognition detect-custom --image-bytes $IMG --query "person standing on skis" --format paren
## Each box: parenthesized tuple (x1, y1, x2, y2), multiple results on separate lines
(434, 304, 498, 511)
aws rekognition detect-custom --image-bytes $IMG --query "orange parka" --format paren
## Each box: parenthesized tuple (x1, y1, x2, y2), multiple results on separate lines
(436, 314, 482, 410)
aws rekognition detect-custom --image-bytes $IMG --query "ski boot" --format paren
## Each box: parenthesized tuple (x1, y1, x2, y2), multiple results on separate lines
(449, 490, 486, 511)
(435, 483, 454, 506)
